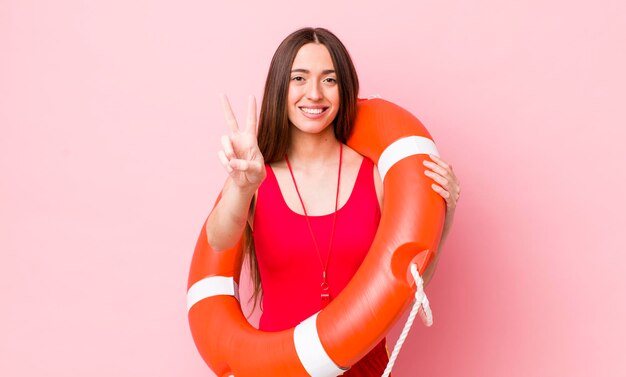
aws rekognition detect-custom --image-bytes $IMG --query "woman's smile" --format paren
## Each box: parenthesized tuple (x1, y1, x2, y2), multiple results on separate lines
(299, 105, 329, 118)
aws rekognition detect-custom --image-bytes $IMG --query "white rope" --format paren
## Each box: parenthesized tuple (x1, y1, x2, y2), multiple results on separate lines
(381, 264, 432, 377)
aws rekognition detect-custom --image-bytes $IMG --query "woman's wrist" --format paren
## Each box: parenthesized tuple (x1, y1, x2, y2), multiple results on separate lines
(225, 176, 261, 198)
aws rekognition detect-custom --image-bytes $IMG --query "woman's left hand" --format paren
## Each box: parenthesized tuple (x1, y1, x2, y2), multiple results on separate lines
(423, 155, 460, 214)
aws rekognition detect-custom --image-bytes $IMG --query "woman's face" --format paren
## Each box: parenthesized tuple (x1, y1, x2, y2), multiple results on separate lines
(287, 43, 340, 135)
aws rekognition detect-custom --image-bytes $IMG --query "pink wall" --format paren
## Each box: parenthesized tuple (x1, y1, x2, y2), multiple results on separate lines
(2, 0, 625, 376)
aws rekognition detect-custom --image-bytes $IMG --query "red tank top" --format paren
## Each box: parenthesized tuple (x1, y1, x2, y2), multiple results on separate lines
(253, 156, 389, 375)
(253, 156, 381, 331)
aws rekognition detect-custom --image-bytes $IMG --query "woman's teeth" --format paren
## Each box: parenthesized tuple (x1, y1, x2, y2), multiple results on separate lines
(301, 107, 324, 114)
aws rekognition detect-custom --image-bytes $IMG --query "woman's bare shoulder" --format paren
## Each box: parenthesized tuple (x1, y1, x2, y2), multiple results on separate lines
(342, 144, 365, 166)
(344, 144, 384, 207)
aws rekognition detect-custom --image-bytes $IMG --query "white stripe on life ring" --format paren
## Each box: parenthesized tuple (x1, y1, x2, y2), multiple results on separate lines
(378, 136, 439, 181)
(294, 312, 347, 377)
(187, 276, 239, 312)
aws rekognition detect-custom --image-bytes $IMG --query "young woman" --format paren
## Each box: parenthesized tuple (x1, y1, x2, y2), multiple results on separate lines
(206, 27, 460, 376)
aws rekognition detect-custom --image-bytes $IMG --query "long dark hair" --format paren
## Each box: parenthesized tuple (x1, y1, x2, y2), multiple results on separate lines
(245, 27, 360, 311)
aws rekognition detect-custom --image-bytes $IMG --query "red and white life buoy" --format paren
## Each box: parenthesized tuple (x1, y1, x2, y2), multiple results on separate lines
(187, 98, 446, 377)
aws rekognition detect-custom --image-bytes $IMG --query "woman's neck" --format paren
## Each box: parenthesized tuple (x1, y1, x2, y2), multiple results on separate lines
(287, 126, 341, 169)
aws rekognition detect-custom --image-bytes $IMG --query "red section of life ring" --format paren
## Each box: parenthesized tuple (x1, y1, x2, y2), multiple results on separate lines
(187, 98, 446, 377)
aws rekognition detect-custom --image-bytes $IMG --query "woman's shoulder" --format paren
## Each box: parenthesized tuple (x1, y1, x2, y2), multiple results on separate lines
(342, 144, 369, 168)
(266, 159, 287, 172)
(344, 144, 383, 207)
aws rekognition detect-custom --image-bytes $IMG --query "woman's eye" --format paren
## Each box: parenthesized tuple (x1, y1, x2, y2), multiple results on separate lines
(291, 76, 304, 82)
(323, 77, 337, 84)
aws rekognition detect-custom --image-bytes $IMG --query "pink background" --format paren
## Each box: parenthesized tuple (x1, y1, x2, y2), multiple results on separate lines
(2, 0, 625, 376)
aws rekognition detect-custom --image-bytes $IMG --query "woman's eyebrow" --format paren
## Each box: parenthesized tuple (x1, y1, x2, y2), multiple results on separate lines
(291, 68, 336, 74)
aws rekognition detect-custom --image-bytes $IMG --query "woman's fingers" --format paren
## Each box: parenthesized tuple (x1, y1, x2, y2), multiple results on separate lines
(424, 169, 449, 188)
(429, 154, 452, 171)
(228, 159, 264, 183)
(219, 94, 239, 133)
(221, 134, 236, 160)
(228, 158, 262, 171)
(217, 150, 233, 173)
(423, 155, 461, 208)
(430, 183, 451, 199)
(422, 159, 448, 177)
(245, 95, 258, 135)
(220, 93, 258, 135)
(229, 159, 249, 171)
(217, 94, 265, 187)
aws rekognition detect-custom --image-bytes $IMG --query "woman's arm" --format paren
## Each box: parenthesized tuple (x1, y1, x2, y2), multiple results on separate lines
(206, 178, 259, 251)
(422, 154, 460, 286)
(206, 95, 266, 251)
(372, 154, 460, 286)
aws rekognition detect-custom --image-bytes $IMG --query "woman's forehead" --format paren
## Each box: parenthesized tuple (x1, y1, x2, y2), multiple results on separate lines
(291, 43, 335, 72)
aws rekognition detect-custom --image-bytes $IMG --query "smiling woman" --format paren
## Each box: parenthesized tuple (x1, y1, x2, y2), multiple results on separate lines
(189, 27, 460, 377)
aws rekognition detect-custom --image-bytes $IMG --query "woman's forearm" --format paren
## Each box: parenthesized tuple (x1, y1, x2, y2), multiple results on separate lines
(205, 177, 257, 252)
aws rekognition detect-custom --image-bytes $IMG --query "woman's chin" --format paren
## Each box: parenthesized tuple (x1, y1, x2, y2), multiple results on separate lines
(291, 121, 334, 136)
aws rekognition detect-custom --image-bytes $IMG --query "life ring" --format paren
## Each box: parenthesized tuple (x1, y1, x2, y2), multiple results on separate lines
(187, 98, 446, 377)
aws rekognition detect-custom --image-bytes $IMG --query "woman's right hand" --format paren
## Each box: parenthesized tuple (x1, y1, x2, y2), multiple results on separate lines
(218, 94, 266, 189)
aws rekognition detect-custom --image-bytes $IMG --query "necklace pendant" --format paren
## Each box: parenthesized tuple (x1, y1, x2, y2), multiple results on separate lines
(321, 277, 330, 309)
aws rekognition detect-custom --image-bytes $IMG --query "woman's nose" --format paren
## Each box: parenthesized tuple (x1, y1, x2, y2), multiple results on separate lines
(306, 81, 323, 101)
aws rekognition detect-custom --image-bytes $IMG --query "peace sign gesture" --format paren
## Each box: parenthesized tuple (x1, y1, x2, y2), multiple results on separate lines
(217, 94, 266, 189)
